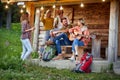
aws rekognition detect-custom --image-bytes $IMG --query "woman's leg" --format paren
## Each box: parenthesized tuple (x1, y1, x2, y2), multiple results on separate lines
(45, 30, 50, 41)
(22, 39, 33, 60)
(21, 39, 27, 60)
(70, 39, 84, 62)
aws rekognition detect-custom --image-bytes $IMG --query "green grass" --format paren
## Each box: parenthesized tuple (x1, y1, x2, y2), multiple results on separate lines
(0, 23, 120, 80)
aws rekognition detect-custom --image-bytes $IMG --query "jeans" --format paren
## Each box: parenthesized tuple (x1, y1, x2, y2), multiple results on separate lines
(72, 38, 84, 53)
(53, 33, 72, 54)
(45, 30, 50, 41)
(21, 39, 33, 60)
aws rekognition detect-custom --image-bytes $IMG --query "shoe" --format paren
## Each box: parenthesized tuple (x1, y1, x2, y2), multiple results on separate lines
(69, 56, 75, 61)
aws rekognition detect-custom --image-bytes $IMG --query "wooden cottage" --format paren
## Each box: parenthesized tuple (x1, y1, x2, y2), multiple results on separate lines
(2, 0, 120, 73)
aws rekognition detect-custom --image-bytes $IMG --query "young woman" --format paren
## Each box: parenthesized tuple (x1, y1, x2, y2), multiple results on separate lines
(69, 18, 90, 64)
(20, 12, 35, 61)
(41, 9, 54, 41)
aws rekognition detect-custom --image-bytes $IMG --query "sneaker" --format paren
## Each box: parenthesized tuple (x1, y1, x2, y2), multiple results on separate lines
(69, 57, 75, 61)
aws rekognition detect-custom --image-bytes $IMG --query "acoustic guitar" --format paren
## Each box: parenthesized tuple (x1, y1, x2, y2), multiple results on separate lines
(69, 31, 96, 41)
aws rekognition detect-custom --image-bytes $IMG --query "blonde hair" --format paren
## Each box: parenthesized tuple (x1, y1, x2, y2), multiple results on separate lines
(20, 12, 29, 22)
(79, 18, 85, 25)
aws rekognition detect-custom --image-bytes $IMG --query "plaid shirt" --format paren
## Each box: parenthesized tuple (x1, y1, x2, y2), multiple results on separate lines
(21, 20, 31, 39)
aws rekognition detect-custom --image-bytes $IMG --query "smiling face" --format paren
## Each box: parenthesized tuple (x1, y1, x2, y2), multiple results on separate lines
(62, 18, 68, 27)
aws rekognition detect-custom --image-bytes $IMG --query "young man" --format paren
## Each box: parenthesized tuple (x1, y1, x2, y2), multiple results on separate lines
(39, 17, 71, 60)
(52, 17, 72, 60)
(54, 10, 70, 29)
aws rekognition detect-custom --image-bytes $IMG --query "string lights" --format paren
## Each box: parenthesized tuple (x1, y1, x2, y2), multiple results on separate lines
(5, 0, 10, 9)
(17, 2, 26, 13)
(4, 0, 106, 12)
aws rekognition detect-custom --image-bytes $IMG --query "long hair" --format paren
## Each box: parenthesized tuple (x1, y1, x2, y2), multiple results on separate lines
(78, 18, 85, 26)
(20, 12, 29, 22)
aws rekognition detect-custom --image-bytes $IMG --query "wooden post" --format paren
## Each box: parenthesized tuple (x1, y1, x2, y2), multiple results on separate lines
(108, 0, 119, 62)
(118, 0, 120, 58)
(26, 2, 35, 27)
(92, 38, 101, 58)
(33, 8, 40, 51)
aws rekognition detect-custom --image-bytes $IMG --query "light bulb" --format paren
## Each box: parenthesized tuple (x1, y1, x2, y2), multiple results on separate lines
(40, 6, 44, 10)
(80, 3, 84, 8)
(36, 9, 40, 13)
(7, 0, 10, 4)
(23, 5, 26, 8)
(5, 5, 8, 9)
(60, 6, 63, 10)
(53, 4, 56, 8)
(102, 0, 105, 2)
(20, 9, 24, 13)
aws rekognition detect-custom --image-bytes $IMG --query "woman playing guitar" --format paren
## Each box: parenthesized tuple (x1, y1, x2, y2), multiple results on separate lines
(69, 18, 90, 64)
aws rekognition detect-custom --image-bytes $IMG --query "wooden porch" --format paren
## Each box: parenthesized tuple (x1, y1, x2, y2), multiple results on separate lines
(2, 0, 120, 73)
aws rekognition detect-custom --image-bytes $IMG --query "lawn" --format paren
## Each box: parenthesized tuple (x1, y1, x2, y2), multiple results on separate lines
(0, 23, 120, 80)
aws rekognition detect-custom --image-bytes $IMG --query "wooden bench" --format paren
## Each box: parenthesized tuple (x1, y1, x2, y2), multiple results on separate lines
(61, 38, 108, 59)
(61, 45, 72, 58)
(61, 45, 88, 59)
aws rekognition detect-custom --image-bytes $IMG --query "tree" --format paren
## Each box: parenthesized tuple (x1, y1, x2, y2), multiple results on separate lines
(0, 1, 21, 29)
(0, 1, 4, 28)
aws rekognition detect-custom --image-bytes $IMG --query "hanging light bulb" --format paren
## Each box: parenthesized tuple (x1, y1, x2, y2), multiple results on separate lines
(40, 6, 44, 10)
(7, 0, 10, 4)
(53, 4, 56, 8)
(102, 0, 105, 2)
(20, 9, 24, 13)
(80, 3, 84, 8)
(5, 5, 9, 9)
(36, 9, 40, 13)
(23, 5, 26, 8)
(60, 6, 63, 10)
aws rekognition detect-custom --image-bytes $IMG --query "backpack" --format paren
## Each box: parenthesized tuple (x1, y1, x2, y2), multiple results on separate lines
(73, 52, 93, 73)
(42, 45, 56, 61)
